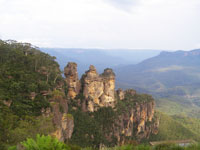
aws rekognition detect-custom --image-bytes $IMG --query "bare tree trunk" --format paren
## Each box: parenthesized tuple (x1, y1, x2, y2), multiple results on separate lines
(54, 74, 59, 84)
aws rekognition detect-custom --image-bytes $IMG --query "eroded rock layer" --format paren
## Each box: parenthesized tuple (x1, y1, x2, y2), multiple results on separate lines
(64, 63, 116, 112)
(115, 101, 159, 143)
(64, 62, 80, 99)
(81, 65, 116, 111)
(62, 62, 159, 144)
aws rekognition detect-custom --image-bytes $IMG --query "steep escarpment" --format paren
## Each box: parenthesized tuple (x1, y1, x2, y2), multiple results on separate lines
(64, 62, 81, 99)
(0, 40, 75, 149)
(114, 90, 159, 143)
(65, 64, 116, 112)
(105, 89, 159, 144)
(64, 62, 159, 146)
(34, 60, 159, 147)
(0, 40, 158, 149)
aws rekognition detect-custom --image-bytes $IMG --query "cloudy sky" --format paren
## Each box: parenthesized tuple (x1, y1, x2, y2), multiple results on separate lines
(0, 0, 200, 50)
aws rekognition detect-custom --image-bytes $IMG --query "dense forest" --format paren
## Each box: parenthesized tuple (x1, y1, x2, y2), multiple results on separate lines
(0, 40, 63, 149)
(1, 40, 200, 150)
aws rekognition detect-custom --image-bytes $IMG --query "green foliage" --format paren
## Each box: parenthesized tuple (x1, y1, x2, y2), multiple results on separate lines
(8, 146, 17, 150)
(52, 90, 65, 100)
(89, 143, 200, 150)
(0, 103, 18, 150)
(21, 134, 69, 150)
(68, 90, 156, 147)
(116, 49, 200, 120)
(154, 143, 183, 150)
(81, 147, 93, 150)
(149, 111, 200, 142)
(0, 39, 62, 117)
(94, 107, 116, 133)
(116, 93, 153, 114)
(68, 144, 81, 150)
(68, 106, 117, 148)
(9, 115, 55, 145)
(69, 109, 104, 148)
(155, 97, 200, 118)
(8, 142, 200, 150)
(172, 115, 200, 139)
(0, 39, 63, 149)
(0, 110, 54, 149)
(63, 113, 74, 120)
(185, 144, 200, 150)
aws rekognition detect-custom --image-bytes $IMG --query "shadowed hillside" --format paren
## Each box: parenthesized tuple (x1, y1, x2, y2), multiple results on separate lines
(115, 49, 200, 117)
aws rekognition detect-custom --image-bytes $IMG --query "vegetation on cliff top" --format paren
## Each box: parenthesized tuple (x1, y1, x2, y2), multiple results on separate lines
(0, 39, 156, 149)
(67, 91, 155, 147)
(0, 39, 62, 116)
(9, 134, 200, 150)
(0, 40, 63, 149)
(2, 39, 200, 150)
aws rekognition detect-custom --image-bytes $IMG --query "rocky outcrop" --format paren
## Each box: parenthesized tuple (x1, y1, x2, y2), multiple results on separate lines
(100, 68, 115, 106)
(64, 62, 80, 99)
(119, 101, 157, 140)
(116, 89, 124, 100)
(81, 65, 104, 112)
(50, 95, 74, 142)
(52, 112, 74, 142)
(81, 65, 115, 111)
(63, 62, 159, 144)
(64, 63, 116, 112)
(110, 89, 159, 143)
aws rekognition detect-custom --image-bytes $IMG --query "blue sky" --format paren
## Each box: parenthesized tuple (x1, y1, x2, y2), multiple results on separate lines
(0, 0, 200, 50)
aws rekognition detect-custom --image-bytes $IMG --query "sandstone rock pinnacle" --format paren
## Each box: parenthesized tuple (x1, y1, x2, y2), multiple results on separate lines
(64, 63, 116, 111)
(64, 62, 80, 99)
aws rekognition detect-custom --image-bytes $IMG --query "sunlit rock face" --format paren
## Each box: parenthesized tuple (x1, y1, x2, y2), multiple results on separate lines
(63, 62, 159, 143)
(112, 89, 158, 143)
(64, 62, 116, 112)
(116, 88, 125, 100)
(51, 98, 74, 142)
(64, 62, 80, 99)
(82, 65, 104, 106)
(100, 68, 115, 106)
(81, 66, 116, 111)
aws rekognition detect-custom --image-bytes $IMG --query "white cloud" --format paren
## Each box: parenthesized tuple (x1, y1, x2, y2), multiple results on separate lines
(103, 0, 140, 12)
(0, 0, 200, 50)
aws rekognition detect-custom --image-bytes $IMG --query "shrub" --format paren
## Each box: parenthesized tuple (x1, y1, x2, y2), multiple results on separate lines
(136, 144, 151, 150)
(154, 143, 184, 150)
(21, 134, 70, 150)
(8, 146, 17, 150)
(116, 144, 134, 150)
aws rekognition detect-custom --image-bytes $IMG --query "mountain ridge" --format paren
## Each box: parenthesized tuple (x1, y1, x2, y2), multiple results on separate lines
(115, 48, 200, 117)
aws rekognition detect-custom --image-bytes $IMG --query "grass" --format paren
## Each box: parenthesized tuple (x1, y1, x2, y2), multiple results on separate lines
(88, 143, 200, 150)
(149, 111, 200, 142)
(155, 97, 200, 118)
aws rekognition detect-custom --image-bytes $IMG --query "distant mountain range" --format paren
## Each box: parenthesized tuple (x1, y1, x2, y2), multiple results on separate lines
(115, 49, 200, 116)
(40, 48, 161, 75)
(41, 47, 200, 117)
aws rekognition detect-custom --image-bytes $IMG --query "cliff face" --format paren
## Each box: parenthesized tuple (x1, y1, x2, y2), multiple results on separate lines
(64, 62, 81, 99)
(63, 62, 159, 144)
(65, 63, 116, 112)
(81, 65, 115, 111)
(50, 97, 74, 142)
(114, 100, 159, 143)
(44, 62, 159, 145)
(43, 80, 75, 142)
